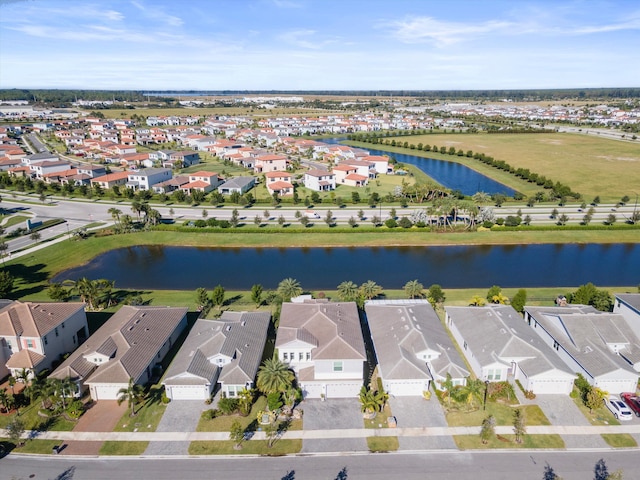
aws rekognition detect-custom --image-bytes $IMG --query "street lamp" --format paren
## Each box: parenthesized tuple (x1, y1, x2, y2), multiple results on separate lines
(483, 380, 490, 411)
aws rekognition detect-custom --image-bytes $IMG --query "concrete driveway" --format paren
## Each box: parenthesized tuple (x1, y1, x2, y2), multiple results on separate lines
(389, 396, 457, 450)
(60, 400, 127, 456)
(145, 400, 209, 455)
(300, 398, 367, 453)
(534, 395, 608, 449)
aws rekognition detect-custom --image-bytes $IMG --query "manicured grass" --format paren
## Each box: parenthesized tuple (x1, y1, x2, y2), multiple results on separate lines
(99, 441, 149, 455)
(92, 106, 329, 119)
(366, 132, 640, 202)
(2, 215, 30, 228)
(367, 436, 399, 452)
(0, 402, 76, 431)
(445, 403, 550, 427)
(601, 433, 638, 448)
(10, 438, 62, 454)
(363, 404, 394, 429)
(197, 396, 266, 432)
(571, 395, 620, 426)
(453, 433, 565, 450)
(188, 439, 302, 455)
(113, 386, 167, 433)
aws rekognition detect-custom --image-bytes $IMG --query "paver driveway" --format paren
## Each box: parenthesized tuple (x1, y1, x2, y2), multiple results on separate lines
(145, 400, 208, 455)
(300, 398, 367, 453)
(61, 400, 127, 455)
(389, 396, 457, 450)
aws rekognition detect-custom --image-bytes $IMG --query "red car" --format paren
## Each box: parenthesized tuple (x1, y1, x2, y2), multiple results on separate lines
(620, 392, 640, 417)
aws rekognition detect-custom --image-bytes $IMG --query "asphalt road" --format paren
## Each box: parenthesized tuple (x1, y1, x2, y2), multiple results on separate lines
(1, 450, 638, 480)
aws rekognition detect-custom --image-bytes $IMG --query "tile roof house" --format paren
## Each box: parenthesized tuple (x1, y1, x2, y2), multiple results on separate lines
(49, 306, 187, 400)
(217, 176, 256, 195)
(0, 301, 88, 380)
(303, 169, 336, 192)
(446, 305, 577, 395)
(163, 311, 270, 401)
(179, 171, 221, 194)
(276, 300, 366, 399)
(365, 300, 469, 396)
(523, 304, 640, 393)
(264, 171, 294, 197)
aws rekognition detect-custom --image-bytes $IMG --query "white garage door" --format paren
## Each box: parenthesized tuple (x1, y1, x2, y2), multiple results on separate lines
(385, 380, 426, 397)
(528, 379, 574, 395)
(326, 382, 362, 399)
(168, 385, 210, 401)
(300, 383, 323, 399)
(596, 380, 637, 395)
(93, 384, 125, 400)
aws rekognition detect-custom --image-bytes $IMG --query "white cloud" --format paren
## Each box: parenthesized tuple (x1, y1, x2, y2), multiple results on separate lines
(131, 0, 183, 27)
(389, 17, 515, 46)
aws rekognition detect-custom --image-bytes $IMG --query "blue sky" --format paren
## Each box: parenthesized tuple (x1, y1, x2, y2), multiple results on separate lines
(0, 0, 638, 90)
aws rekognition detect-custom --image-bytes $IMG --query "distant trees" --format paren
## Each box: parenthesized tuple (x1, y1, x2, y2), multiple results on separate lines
(567, 283, 613, 312)
(404, 279, 424, 299)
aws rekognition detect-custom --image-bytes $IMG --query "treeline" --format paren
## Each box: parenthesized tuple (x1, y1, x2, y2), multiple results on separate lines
(350, 132, 581, 201)
(0, 89, 148, 105)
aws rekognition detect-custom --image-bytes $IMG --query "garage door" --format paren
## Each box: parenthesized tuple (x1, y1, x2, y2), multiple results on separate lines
(528, 379, 574, 395)
(596, 379, 637, 395)
(300, 383, 323, 399)
(326, 382, 362, 399)
(168, 385, 210, 401)
(92, 384, 125, 400)
(385, 380, 426, 397)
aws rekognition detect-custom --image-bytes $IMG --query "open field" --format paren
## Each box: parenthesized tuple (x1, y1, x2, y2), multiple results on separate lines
(375, 133, 640, 202)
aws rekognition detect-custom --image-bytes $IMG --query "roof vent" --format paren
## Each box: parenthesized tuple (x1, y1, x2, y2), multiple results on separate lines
(226, 325, 232, 331)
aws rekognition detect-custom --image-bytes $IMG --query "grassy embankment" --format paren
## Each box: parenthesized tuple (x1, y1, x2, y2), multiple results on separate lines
(354, 132, 640, 203)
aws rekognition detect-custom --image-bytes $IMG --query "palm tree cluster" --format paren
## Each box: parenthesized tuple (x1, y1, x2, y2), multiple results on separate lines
(48, 277, 116, 310)
(358, 384, 389, 418)
(336, 280, 384, 306)
(22, 374, 79, 415)
(438, 376, 486, 411)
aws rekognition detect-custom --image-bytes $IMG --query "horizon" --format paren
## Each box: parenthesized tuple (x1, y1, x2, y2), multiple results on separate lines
(0, 0, 639, 91)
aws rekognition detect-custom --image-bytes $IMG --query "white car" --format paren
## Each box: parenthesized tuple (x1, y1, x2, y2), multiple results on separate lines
(604, 395, 634, 421)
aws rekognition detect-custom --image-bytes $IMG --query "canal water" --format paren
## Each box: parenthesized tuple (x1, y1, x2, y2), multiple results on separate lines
(53, 243, 639, 290)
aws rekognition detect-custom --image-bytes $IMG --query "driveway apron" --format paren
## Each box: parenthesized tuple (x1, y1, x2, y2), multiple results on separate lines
(389, 396, 457, 450)
(300, 399, 368, 453)
(145, 400, 208, 455)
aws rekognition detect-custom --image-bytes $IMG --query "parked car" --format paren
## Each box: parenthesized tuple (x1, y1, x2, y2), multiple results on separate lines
(620, 392, 640, 417)
(604, 395, 634, 421)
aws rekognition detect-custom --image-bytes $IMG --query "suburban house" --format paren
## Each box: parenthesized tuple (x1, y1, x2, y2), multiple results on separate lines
(303, 169, 336, 192)
(276, 300, 366, 399)
(332, 164, 368, 187)
(30, 160, 72, 179)
(264, 171, 294, 197)
(49, 306, 188, 400)
(152, 175, 190, 194)
(217, 176, 256, 195)
(254, 154, 289, 173)
(446, 305, 577, 395)
(338, 160, 376, 178)
(162, 311, 270, 401)
(90, 171, 130, 190)
(179, 171, 221, 194)
(523, 305, 640, 393)
(361, 155, 392, 175)
(126, 168, 172, 191)
(165, 151, 200, 168)
(365, 300, 469, 396)
(0, 300, 88, 380)
(614, 293, 640, 333)
(22, 152, 59, 166)
(76, 164, 106, 178)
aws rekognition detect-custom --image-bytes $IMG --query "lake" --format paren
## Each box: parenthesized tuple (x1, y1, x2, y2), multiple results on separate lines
(323, 138, 515, 196)
(53, 243, 640, 290)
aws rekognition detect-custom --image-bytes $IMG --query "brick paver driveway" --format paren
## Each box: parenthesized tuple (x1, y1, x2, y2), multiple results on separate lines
(60, 400, 127, 455)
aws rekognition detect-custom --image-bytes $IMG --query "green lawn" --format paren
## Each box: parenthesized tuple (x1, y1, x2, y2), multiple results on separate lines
(453, 433, 565, 450)
(2, 215, 30, 228)
(188, 439, 302, 455)
(113, 386, 167, 432)
(363, 404, 394, 429)
(445, 403, 550, 427)
(197, 396, 265, 432)
(365, 132, 640, 202)
(571, 394, 620, 426)
(99, 441, 149, 455)
(601, 433, 638, 448)
(367, 436, 399, 452)
(3, 438, 62, 454)
(0, 403, 76, 431)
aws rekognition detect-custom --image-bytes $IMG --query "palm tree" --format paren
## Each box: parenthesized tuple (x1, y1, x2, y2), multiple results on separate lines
(336, 281, 359, 301)
(277, 278, 302, 302)
(454, 378, 485, 410)
(108, 207, 122, 226)
(403, 279, 424, 299)
(358, 386, 378, 416)
(256, 358, 294, 395)
(360, 280, 383, 301)
(472, 191, 491, 206)
(117, 378, 145, 417)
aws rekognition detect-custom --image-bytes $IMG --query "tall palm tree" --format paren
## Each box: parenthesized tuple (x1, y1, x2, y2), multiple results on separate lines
(277, 278, 302, 302)
(256, 358, 294, 395)
(108, 207, 122, 225)
(472, 191, 491, 206)
(358, 386, 378, 415)
(360, 280, 383, 301)
(117, 378, 145, 417)
(403, 279, 424, 299)
(336, 281, 359, 302)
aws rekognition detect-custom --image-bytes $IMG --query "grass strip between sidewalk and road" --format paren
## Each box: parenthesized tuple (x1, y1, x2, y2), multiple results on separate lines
(453, 433, 565, 450)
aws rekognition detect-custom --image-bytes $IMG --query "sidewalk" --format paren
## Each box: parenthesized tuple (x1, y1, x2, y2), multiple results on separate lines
(4, 424, 640, 443)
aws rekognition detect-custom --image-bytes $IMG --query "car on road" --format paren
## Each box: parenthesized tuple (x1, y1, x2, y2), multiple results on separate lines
(620, 392, 640, 417)
(305, 209, 320, 219)
(604, 395, 634, 420)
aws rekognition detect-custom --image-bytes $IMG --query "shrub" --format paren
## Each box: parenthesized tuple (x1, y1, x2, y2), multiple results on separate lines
(267, 392, 283, 411)
(384, 218, 397, 228)
(218, 397, 239, 415)
(204, 409, 220, 420)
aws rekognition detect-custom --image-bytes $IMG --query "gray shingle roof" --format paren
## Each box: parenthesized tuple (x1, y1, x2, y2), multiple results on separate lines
(616, 293, 640, 314)
(0, 301, 85, 337)
(365, 300, 469, 382)
(277, 301, 365, 361)
(163, 311, 270, 388)
(446, 305, 574, 377)
(524, 305, 640, 377)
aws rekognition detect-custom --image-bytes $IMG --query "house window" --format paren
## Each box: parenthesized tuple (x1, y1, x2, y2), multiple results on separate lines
(55, 327, 59, 337)
(299, 352, 304, 361)
(44, 336, 48, 345)
(306, 352, 311, 361)
(27, 339, 34, 348)
(487, 369, 494, 380)
(283, 352, 288, 361)
(62, 322, 65, 329)
(333, 361, 343, 372)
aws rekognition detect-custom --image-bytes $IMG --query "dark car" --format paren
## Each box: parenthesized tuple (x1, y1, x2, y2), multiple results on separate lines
(620, 392, 640, 417)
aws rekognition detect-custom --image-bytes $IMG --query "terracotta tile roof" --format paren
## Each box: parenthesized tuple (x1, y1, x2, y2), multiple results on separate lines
(0, 301, 86, 337)
(91, 171, 129, 183)
(6, 348, 46, 369)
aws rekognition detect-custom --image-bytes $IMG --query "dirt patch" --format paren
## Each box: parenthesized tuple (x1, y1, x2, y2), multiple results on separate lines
(595, 155, 639, 162)
(537, 139, 564, 145)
